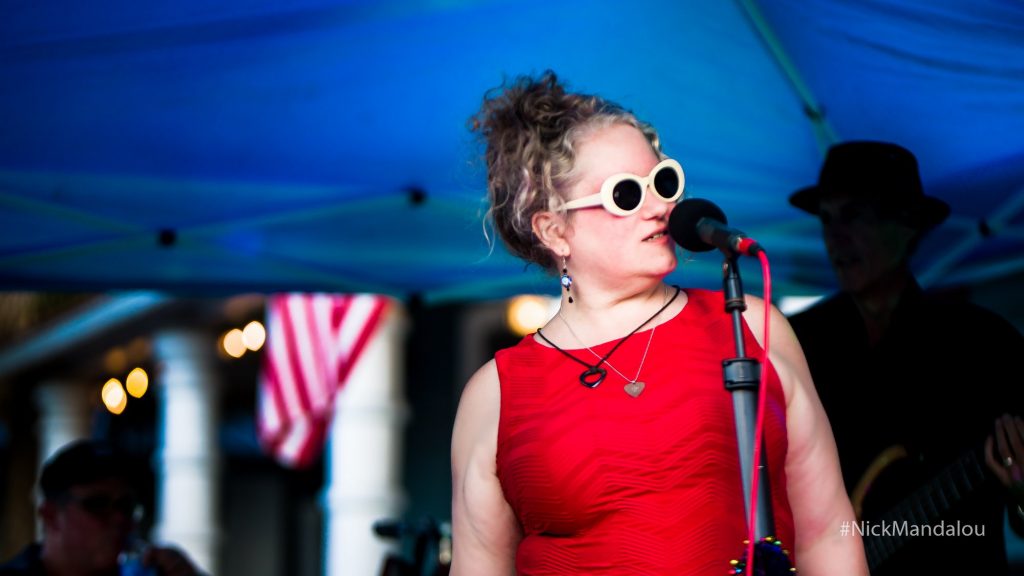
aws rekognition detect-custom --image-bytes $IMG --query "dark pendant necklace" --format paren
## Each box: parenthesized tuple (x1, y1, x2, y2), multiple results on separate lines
(536, 286, 681, 389)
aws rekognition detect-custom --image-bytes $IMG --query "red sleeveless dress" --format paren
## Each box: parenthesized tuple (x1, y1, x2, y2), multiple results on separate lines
(494, 289, 795, 575)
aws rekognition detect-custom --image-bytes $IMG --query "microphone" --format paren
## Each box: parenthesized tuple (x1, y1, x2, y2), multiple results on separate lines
(669, 198, 764, 256)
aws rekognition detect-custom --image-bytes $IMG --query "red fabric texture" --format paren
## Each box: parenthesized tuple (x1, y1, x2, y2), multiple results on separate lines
(495, 289, 795, 575)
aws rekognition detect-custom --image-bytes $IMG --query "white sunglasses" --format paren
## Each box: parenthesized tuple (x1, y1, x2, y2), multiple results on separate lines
(563, 158, 685, 216)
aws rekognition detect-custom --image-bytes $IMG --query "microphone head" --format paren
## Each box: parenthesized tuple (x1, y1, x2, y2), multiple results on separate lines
(669, 198, 728, 252)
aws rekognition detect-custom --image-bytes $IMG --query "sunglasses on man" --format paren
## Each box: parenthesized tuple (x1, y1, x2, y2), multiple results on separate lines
(563, 158, 685, 216)
(62, 493, 144, 522)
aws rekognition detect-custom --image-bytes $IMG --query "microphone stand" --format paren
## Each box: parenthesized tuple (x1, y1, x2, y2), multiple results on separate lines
(720, 253, 776, 544)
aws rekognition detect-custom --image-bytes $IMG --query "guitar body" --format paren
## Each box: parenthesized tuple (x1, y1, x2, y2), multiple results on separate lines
(851, 445, 910, 521)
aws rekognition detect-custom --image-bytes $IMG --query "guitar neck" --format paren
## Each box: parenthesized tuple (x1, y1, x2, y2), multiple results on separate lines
(864, 445, 989, 570)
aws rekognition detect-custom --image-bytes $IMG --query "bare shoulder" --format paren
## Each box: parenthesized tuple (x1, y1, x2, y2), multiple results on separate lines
(740, 295, 812, 403)
(464, 358, 500, 399)
(450, 359, 519, 574)
(455, 360, 500, 428)
(739, 294, 791, 352)
(452, 359, 500, 463)
(738, 294, 769, 329)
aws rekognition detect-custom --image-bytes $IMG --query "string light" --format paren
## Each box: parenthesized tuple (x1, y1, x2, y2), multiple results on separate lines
(506, 295, 555, 337)
(126, 367, 149, 398)
(242, 320, 266, 351)
(103, 347, 128, 374)
(222, 328, 246, 358)
(101, 378, 127, 415)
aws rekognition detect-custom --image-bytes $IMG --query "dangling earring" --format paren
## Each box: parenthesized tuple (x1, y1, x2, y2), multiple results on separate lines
(560, 257, 574, 304)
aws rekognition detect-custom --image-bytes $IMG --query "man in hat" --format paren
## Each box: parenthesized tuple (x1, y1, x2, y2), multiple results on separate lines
(0, 440, 202, 576)
(788, 140, 1024, 574)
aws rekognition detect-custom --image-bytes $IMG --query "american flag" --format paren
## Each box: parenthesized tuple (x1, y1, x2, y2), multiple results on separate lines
(257, 293, 389, 468)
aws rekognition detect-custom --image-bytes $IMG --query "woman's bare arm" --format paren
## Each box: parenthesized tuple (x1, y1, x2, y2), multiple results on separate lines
(450, 360, 520, 575)
(745, 298, 868, 575)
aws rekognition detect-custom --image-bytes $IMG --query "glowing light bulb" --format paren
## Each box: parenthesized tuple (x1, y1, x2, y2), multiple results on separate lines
(102, 378, 127, 415)
(222, 328, 246, 358)
(103, 347, 128, 374)
(242, 320, 266, 351)
(126, 367, 149, 398)
(506, 295, 554, 337)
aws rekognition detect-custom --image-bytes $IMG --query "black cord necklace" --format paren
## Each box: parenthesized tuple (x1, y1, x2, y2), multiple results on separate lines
(536, 286, 681, 388)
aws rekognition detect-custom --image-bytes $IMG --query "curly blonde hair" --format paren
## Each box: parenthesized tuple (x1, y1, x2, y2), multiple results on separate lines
(470, 71, 662, 271)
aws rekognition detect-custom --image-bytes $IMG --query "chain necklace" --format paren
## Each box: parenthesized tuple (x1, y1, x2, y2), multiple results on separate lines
(535, 286, 681, 397)
(558, 308, 655, 397)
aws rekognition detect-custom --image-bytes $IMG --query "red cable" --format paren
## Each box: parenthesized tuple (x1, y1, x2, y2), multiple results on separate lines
(745, 250, 772, 576)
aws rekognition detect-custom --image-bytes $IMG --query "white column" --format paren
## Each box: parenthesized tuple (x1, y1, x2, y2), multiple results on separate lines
(152, 329, 220, 575)
(34, 380, 92, 537)
(324, 300, 409, 576)
(34, 380, 92, 464)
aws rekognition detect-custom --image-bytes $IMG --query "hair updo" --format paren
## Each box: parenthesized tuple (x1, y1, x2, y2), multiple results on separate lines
(470, 70, 662, 271)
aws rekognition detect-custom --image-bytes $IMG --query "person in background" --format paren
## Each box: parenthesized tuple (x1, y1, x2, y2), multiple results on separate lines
(787, 140, 1024, 575)
(0, 439, 203, 576)
(450, 70, 867, 575)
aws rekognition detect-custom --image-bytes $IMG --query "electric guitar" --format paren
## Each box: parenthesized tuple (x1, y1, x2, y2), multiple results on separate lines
(850, 443, 990, 571)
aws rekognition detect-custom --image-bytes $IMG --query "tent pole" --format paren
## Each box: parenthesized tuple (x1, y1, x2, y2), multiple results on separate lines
(734, 0, 839, 153)
(918, 185, 1024, 287)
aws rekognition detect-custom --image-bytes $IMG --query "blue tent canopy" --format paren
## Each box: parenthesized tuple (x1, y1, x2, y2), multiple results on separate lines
(2, 0, 1023, 301)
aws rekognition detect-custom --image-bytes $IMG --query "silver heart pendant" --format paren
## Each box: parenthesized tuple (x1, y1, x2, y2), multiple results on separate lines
(624, 381, 645, 398)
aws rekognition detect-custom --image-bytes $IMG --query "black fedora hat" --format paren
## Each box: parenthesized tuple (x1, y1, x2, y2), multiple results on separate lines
(789, 141, 950, 229)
